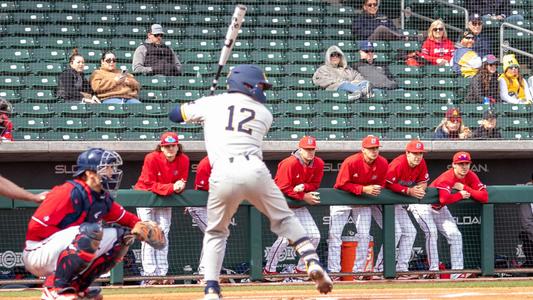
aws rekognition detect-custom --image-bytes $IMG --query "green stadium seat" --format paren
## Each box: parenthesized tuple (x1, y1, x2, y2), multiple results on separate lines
(189, 15, 223, 26)
(75, 37, 111, 50)
(290, 16, 322, 26)
(287, 40, 321, 51)
(423, 66, 455, 77)
(462, 116, 481, 129)
(0, 1, 18, 12)
(494, 103, 531, 116)
(171, 77, 205, 89)
(316, 102, 352, 117)
(115, 25, 147, 38)
(233, 27, 254, 39)
(139, 90, 167, 103)
(313, 131, 346, 140)
(25, 76, 57, 88)
(387, 131, 425, 140)
(157, 3, 190, 14)
(257, 16, 290, 26)
(193, 4, 225, 14)
(28, 62, 64, 75)
(459, 104, 489, 117)
(170, 120, 202, 132)
(349, 129, 388, 139)
(423, 115, 444, 131)
(278, 103, 316, 117)
(18, 1, 53, 11)
(267, 131, 305, 141)
(5, 24, 42, 35)
(502, 117, 531, 130)
(284, 64, 316, 76)
(83, 131, 120, 141)
(12, 117, 49, 131)
(166, 89, 201, 102)
(185, 27, 220, 38)
(389, 116, 425, 130)
(83, 63, 98, 73)
(49, 117, 89, 132)
(88, 117, 126, 132)
(12, 12, 47, 23)
(37, 37, 74, 49)
(137, 75, 171, 90)
(323, 16, 352, 27)
(389, 41, 421, 52)
(54, 2, 88, 12)
(153, 14, 188, 26)
(48, 12, 83, 24)
(20, 89, 56, 102)
(0, 62, 29, 75)
(397, 78, 422, 90)
(13, 103, 54, 117)
(80, 25, 114, 37)
(322, 28, 352, 38)
(92, 104, 128, 117)
(128, 103, 166, 117)
(281, 78, 315, 90)
(388, 64, 423, 77)
(176, 131, 204, 141)
(233, 40, 252, 51)
(43, 25, 78, 36)
(12, 131, 42, 140)
(422, 77, 456, 90)
(322, 39, 355, 50)
(316, 90, 349, 103)
(253, 39, 287, 51)
(1, 37, 37, 48)
(325, 5, 355, 15)
(350, 52, 391, 63)
(89, 3, 123, 12)
(0, 76, 23, 88)
(181, 40, 218, 51)
(114, 50, 134, 62)
(264, 103, 281, 117)
(278, 90, 315, 102)
(257, 4, 290, 15)
(286, 52, 321, 64)
(227, 51, 251, 63)
(261, 64, 284, 76)
(288, 28, 322, 38)
(364, 89, 391, 103)
(312, 117, 351, 130)
(0, 90, 20, 103)
(251, 51, 285, 64)
(124, 117, 165, 131)
(392, 103, 425, 116)
(180, 52, 215, 64)
(0, 12, 11, 23)
(53, 103, 92, 117)
(0, 49, 32, 62)
(121, 131, 157, 141)
(111, 39, 141, 50)
(274, 117, 314, 131)
(32, 48, 66, 61)
(291, 4, 324, 14)
(254, 27, 288, 38)
(352, 117, 388, 129)
(424, 103, 454, 117)
(423, 90, 457, 104)
(389, 90, 423, 102)
(500, 130, 530, 139)
(120, 14, 153, 25)
(353, 103, 388, 116)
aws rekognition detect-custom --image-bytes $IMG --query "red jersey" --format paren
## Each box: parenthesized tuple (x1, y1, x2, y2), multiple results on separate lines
(26, 179, 140, 241)
(420, 38, 455, 65)
(194, 156, 211, 191)
(274, 151, 324, 201)
(385, 154, 429, 195)
(430, 168, 488, 208)
(134, 151, 190, 196)
(0, 113, 13, 141)
(334, 152, 388, 195)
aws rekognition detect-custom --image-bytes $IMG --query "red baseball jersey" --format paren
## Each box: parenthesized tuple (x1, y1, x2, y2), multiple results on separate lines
(0, 113, 13, 141)
(386, 154, 429, 194)
(274, 152, 324, 201)
(194, 156, 211, 191)
(26, 179, 140, 242)
(430, 168, 488, 208)
(334, 152, 388, 195)
(134, 151, 190, 196)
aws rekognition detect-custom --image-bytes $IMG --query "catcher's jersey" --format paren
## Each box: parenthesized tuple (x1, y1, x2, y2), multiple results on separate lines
(180, 92, 273, 165)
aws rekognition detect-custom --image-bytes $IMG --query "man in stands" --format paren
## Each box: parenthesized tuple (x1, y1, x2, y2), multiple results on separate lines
(352, 0, 405, 41)
(132, 24, 181, 76)
(352, 41, 398, 90)
(468, 14, 491, 57)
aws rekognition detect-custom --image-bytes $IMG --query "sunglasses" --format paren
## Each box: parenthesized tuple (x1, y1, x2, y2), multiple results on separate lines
(508, 66, 519, 70)
(330, 53, 341, 57)
(433, 28, 444, 32)
(463, 36, 474, 40)
(471, 22, 482, 26)
(366, 3, 378, 7)
(104, 58, 116, 63)
(153, 34, 163, 37)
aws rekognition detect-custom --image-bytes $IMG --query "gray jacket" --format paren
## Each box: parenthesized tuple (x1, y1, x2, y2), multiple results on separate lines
(352, 61, 398, 89)
(132, 39, 182, 75)
(312, 46, 365, 91)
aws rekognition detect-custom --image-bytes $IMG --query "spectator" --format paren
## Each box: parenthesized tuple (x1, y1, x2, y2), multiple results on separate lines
(0, 98, 13, 142)
(352, 0, 405, 41)
(420, 20, 455, 66)
(90, 51, 141, 104)
(352, 41, 398, 90)
(134, 132, 190, 285)
(312, 45, 371, 98)
(472, 109, 502, 139)
(519, 174, 533, 269)
(468, 14, 491, 57)
(132, 24, 182, 76)
(498, 54, 533, 104)
(465, 54, 500, 103)
(434, 108, 472, 139)
(452, 30, 482, 78)
(466, 0, 524, 22)
(57, 48, 98, 103)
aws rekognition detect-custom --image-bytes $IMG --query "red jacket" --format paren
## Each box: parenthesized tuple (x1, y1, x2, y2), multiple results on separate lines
(134, 151, 190, 196)
(420, 38, 455, 65)
(274, 152, 324, 201)
(0, 113, 13, 141)
(334, 153, 388, 195)
(194, 156, 211, 191)
(26, 179, 140, 242)
(385, 154, 429, 194)
(430, 168, 488, 208)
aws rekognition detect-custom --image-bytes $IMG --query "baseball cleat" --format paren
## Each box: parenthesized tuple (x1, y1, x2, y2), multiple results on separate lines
(306, 261, 333, 294)
(203, 287, 222, 300)
(78, 287, 103, 300)
(41, 287, 78, 300)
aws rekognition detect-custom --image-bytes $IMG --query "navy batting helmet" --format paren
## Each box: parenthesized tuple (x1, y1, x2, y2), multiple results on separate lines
(227, 64, 272, 103)
(73, 148, 123, 197)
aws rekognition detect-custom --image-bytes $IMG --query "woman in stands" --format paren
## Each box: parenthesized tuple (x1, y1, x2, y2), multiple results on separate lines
(434, 108, 471, 139)
(465, 54, 500, 103)
(57, 48, 98, 103)
(498, 54, 533, 104)
(90, 51, 141, 104)
(420, 19, 454, 66)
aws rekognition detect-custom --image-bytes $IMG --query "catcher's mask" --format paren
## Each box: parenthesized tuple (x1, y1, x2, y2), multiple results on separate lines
(73, 148, 123, 197)
(227, 64, 272, 103)
(0, 98, 12, 115)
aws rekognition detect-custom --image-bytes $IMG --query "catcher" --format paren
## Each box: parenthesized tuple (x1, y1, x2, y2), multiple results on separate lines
(22, 148, 165, 300)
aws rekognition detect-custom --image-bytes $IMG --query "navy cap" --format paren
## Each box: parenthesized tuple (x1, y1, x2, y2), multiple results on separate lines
(358, 40, 374, 51)
(469, 13, 481, 22)
(483, 110, 497, 120)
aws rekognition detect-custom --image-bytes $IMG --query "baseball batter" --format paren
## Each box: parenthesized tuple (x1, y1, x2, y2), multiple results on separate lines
(264, 136, 324, 278)
(328, 136, 388, 277)
(134, 132, 190, 284)
(190, 155, 210, 275)
(410, 151, 488, 278)
(169, 64, 332, 299)
(23, 148, 164, 300)
(373, 140, 428, 279)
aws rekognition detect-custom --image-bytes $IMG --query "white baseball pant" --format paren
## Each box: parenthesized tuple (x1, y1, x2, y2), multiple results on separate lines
(264, 207, 321, 272)
(137, 207, 172, 276)
(372, 205, 417, 272)
(186, 206, 208, 274)
(409, 204, 463, 271)
(327, 205, 372, 273)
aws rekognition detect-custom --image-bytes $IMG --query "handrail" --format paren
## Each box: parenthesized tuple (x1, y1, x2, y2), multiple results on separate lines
(401, 0, 467, 33)
(499, 22, 533, 61)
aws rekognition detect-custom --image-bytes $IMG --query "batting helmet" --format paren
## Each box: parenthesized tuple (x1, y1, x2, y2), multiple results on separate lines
(73, 148, 123, 197)
(227, 64, 272, 103)
(0, 98, 12, 115)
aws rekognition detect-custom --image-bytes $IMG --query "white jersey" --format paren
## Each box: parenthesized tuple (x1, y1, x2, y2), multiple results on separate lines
(180, 92, 272, 165)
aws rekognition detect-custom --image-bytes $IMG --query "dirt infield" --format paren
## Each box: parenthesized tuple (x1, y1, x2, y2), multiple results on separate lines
(3, 279, 533, 299)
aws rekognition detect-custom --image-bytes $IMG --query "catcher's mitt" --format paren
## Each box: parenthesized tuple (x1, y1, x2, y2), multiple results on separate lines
(132, 221, 166, 250)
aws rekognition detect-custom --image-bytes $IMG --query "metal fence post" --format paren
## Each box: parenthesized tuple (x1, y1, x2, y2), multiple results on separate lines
(383, 204, 396, 279)
(481, 204, 494, 276)
(249, 206, 263, 281)
(109, 262, 124, 285)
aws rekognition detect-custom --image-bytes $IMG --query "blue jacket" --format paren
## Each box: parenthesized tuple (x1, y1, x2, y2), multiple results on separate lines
(352, 13, 397, 40)
(473, 33, 491, 57)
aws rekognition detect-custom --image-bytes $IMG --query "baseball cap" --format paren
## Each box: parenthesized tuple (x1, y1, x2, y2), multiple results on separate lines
(362, 135, 380, 148)
(358, 40, 374, 51)
(462, 30, 475, 39)
(482, 54, 498, 64)
(160, 132, 179, 146)
(150, 24, 164, 35)
(445, 108, 462, 122)
(482, 109, 497, 120)
(299, 136, 317, 149)
(469, 13, 481, 22)
(405, 140, 426, 153)
(453, 151, 472, 164)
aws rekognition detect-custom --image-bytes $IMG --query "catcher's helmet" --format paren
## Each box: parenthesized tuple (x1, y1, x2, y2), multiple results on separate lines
(227, 64, 272, 103)
(0, 98, 12, 115)
(73, 148, 123, 197)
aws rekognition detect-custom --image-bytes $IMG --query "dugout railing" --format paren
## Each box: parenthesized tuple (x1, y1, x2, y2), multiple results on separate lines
(3, 185, 533, 285)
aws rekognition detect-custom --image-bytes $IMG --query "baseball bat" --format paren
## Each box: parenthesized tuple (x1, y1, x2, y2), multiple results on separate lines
(209, 4, 247, 96)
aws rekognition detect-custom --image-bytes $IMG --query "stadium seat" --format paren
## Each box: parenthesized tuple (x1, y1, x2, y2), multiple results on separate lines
(254, 27, 288, 38)
(43, 25, 78, 36)
(111, 39, 141, 50)
(288, 28, 322, 38)
(32, 48, 67, 61)
(28, 62, 64, 75)
(423, 90, 457, 104)
(323, 16, 352, 27)
(387, 131, 425, 140)
(460, 104, 488, 117)
(139, 90, 166, 103)
(388, 64, 423, 77)
(12, 117, 49, 131)
(424, 103, 454, 117)
(502, 117, 531, 130)
(389, 41, 421, 52)
(422, 77, 456, 90)
(233, 39, 252, 51)
(266, 130, 305, 141)
(92, 104, 128, 117)
(18, 1, 53, 11)
(257, 16, 290, 26)
(181, 40, 218, 51)
(284, 64, 317, 76)
(79, 24, 114, 37)
(313, 131, 346, 140)
(25, 76, 57, 88)
(124, 117, 165, 131)
(322, 28, 351, 38)
(353, 103, 388, 116)
(48, 12, 83, 24)
(83, 131, 120, 141)
(281, 77, 315, 89)
(286, 52, 321, 64)
(423, 66, 455, 77)
(322, 39, 355, 49)
(274, 117, 314, 131)
(37, 37, 74, 49)
(352, 117, 388, 129)
(389, 89, 423, 102)
(137, 76, 171, 90)
(89, 117, 126, 132)
(128, 103, 166, 117)
(0, 1, 18, 12)
(171, 77, 205, 90)
(227, 51, 251, 63)
(193, 4, 225, 14)
(115, 25, 147, 38)
(257, 4, 290, 15)
(389, 116, 425, 130)
(121, 131, 157, 141)
(311, 116, 351, 130)
(261, 64, 284, 76)
(287, 39, 321, 51)
(251, 51, 285, 64)
(54, 2, 88, 12)
(316, 103, 352, 117)
(501, 130, 531, 139)
(20, 89, 56, 103)
(185, 27, 220, 38)
(53, 103, 92, 117)
(392, 103, 425, 116)
(0, 76, 23, 88)
(290, 16, 322, 26)
(12, 12, 47, 23)
(166, 89, 201, 102)
(278, 90, 315, 102)
(176, 131, 204, 141)
(396, 77, 422, 89)
(89, 3, 122, 12)
(0, 63, 29, 75)
(315, 91, 349, 103)
(0, 49, 32, 62)
(0, 90, 21, 103)
(278, 103, 316, 117)
(153, 14, 188, 27)
(291, 4, 324, 15)
(325, 5, 355, 15)
(49, 117, 89, 132)
(12, 131, 43, 141)
(13, 103, 54, 117)
(264, 103, 281, 117)
(75, 37, 111, 50)
(494, 103, 531, 116)
(253, 39, 287, 51)
(348, 130, 386, 140)
(5, 24, 42, 36)
(1, 36, 37, 48)
(180, 52, 215, 64)
(120, 14, 153, 25)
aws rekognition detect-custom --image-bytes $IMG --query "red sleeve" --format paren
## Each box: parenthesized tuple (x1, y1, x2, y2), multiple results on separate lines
(463, 172, 488, 203)
(377, 157, 388, 187)
(134, 153, 175, 195)
(334, 156, 364, 195)
(104, 202, 140, 229)
(194, 157, 211, 191)
(437, 188, 464, 205)
(385, 158, 408, 194)
(416, 160, 430, 184)
(303, 157, 324, 192)
(420, 39, 439, 64)
(275, 158, 304, 200)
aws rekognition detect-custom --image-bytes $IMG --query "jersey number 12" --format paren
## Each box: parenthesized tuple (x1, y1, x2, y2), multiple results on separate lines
(225, 105, 255, 135)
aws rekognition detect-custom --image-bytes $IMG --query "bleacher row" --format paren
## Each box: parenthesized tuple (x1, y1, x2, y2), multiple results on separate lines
(1, 0, 533, 141)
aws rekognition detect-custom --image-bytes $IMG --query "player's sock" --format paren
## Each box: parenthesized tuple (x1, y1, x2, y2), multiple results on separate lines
(204, 280, 221, 295)
(292, 237, 320, 266)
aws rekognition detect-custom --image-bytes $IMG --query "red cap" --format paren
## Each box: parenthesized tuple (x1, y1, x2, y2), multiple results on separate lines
(406, 140, 426, 153)
(362, 135, 380, 148)
(160, 132, 179, 146)
(445, 108, 462, 122)
(299, 136, 317, 149)
(453, 151, 471, 164)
